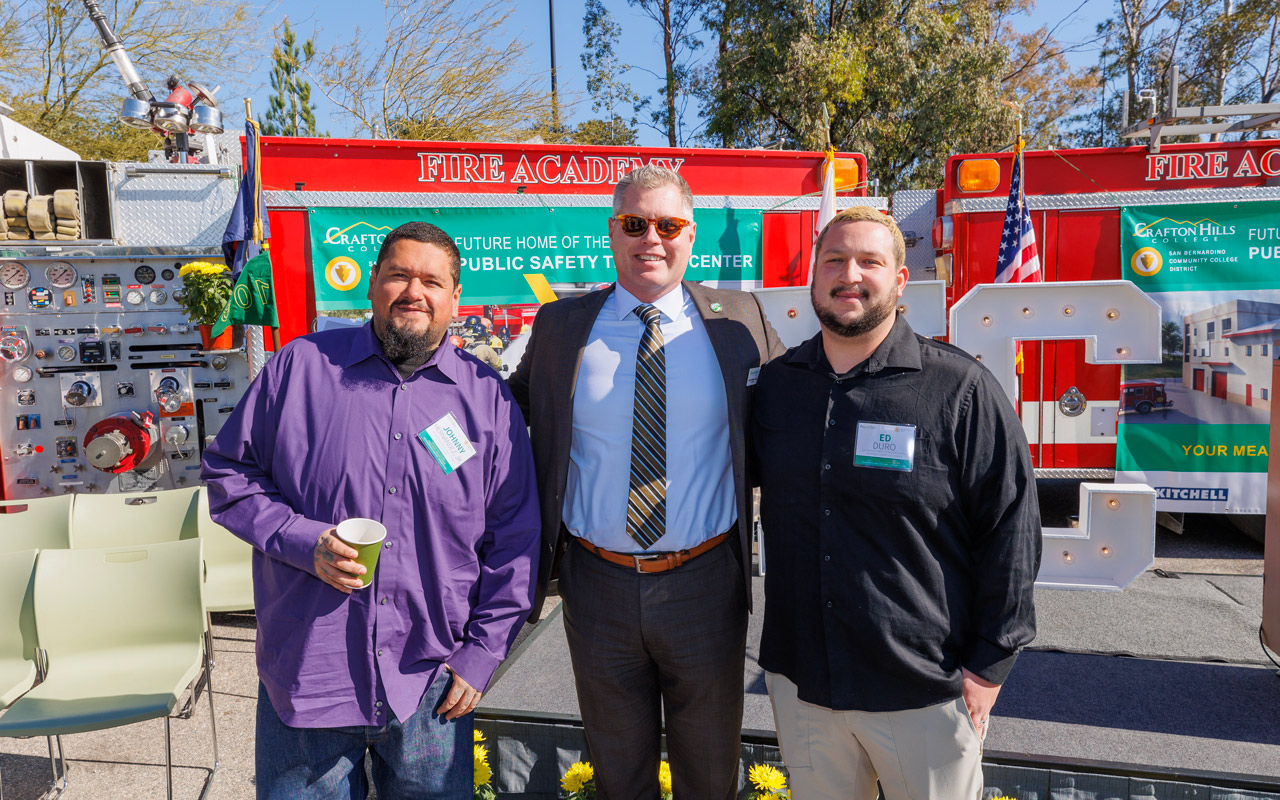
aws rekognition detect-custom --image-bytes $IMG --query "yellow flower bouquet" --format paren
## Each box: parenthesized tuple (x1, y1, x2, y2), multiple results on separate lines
(175, 261, 232, 325)
(473, 729, 496, 800)
(560, 761, 596, 799)
(745, 762, 790, 800)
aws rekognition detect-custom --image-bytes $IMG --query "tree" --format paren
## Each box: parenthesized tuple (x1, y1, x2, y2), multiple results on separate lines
(996, 1, 1101, 148)
(702, 0, 1024, 191)
(571, 116, 639, 145)
(581, 0, 643, 146)
(1162, 320, 1183, 356)
(262, 19, 322, 137)
(627, 0, 713, 146)
(1066, 0, 1279, 147)
(313, 0, 550, 141)
(0, 0, 259, 160)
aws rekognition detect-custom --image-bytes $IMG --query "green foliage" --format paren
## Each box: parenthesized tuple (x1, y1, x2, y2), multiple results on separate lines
(176, 263, 233, 325)
(262, 20, 323, 137)
(702, 0, 1020, 191)
(1162, 320, 1184, 356)
(0, 0, 258, 156)
(626, 0, 712, 146)
(570, 116, 639, 146)
(581, 0, 643, 141)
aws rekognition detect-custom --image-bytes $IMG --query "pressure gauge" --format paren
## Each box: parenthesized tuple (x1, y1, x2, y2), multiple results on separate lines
(134, 265, 157, 284)
(125, 289, 145, 306)
(0, 333, 29, 362)
(65, 380, 94, 407)
(0, 262, 30, 290)
(161, 268, 175, 281)
(45, 262, 77, 288)
(149, 289, 168, 304)
(12, 365, 33, 383)
(57, 345, 76, 362)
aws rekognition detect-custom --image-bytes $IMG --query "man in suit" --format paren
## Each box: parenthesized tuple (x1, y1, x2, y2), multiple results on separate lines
(508, 165, 782, 800)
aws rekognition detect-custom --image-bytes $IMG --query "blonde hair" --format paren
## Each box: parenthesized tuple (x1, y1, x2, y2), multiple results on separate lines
(613, 165, 694, 220)
(815, 207, 906, 267)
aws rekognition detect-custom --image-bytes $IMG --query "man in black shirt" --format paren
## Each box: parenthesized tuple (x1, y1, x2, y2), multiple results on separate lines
(752, 206, 1041, 799)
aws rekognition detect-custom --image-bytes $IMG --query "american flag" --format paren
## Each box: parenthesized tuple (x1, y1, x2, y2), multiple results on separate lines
(994, 138, 1041, 283)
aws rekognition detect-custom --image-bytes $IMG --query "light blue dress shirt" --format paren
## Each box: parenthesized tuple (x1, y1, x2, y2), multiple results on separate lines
(564, 284, 735, 553)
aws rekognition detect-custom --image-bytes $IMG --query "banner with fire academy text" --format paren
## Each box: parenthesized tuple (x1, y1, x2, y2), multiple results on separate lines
(309, 206, 764, 309)
(1117, 201, 1280, 514)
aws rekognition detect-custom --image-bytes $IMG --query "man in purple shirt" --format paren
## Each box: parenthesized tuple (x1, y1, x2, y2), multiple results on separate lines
(202, 221, 540, 799)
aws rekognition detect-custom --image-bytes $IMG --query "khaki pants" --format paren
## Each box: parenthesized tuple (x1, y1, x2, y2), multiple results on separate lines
(765, 672, 983, 800)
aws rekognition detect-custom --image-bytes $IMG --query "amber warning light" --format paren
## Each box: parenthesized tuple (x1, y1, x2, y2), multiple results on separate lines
(956, 159, 1000, 193)
(819, 158, 861, 191)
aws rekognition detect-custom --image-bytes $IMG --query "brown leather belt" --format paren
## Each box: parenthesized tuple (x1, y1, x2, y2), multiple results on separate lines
(572, 531, 731, 574)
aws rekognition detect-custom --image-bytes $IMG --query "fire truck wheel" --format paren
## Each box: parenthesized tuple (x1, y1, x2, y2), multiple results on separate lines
(1136, 401, 1153, 415)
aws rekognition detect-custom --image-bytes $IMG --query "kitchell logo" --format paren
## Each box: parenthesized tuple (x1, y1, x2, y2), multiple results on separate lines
(1130, 247, 1163, 276)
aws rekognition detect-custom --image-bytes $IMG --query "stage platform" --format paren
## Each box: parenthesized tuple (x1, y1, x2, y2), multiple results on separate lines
(478, 533, 1280, 799)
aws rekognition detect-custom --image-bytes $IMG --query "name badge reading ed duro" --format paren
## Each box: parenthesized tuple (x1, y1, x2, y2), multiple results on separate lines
(853, 422, 916, 472)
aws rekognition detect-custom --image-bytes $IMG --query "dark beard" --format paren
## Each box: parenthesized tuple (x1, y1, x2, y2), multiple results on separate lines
(812, 284, 897, 339)
(378, 321, 440, 378)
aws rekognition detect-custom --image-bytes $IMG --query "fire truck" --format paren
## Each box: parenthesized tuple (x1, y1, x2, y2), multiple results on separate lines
(0, 1, 261, 502)
(927, 127, 1280, 537)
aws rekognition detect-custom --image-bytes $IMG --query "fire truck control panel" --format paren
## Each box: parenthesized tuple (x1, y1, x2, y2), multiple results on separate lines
(0, 255, 250, 497)
(0, 150, 256, 501)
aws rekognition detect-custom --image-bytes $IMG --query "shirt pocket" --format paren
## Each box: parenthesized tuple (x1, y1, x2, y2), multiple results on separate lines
(848, 434, 935, 506)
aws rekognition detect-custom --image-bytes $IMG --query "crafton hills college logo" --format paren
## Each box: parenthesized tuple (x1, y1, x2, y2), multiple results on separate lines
(325, 257, 362, 292)
(1130, 247, 1163, 277)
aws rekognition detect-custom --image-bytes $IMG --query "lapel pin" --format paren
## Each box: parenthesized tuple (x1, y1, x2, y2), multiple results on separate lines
(710, 302, 722, 313)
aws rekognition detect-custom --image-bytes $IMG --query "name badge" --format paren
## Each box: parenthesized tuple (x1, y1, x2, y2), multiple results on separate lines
(417, 412, 477, 475)
(853, 422, 916, 471)
(747, 367, 760, 387)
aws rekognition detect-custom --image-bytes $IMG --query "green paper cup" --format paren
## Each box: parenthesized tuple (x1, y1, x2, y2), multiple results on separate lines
(334, 518, 387, 589)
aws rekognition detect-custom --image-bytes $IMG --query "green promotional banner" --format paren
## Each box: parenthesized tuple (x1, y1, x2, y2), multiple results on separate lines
(1116, 201, 1280, 514)
(309, 206, 764, 309)
(1121, 201, 1280, 290)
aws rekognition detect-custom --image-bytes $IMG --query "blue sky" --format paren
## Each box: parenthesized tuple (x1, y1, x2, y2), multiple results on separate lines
(243, 0, 1111, 145)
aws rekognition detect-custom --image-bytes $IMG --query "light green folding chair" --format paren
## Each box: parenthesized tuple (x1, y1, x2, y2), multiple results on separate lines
(0, 548, 66, 798)
(68, 487, 199, 550)
(0, 495, 74, 553)
(0, 539, 218, 800)
(195, 487, 254, 613)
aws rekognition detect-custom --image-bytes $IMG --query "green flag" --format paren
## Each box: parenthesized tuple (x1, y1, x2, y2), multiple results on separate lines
(212, 249, 278, 337)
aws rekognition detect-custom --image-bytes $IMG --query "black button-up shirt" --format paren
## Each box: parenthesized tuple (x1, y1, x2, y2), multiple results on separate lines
(752, 315, 1041, 712)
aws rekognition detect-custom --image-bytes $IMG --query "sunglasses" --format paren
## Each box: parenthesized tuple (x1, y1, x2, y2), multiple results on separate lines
(612, 214, 692, 240)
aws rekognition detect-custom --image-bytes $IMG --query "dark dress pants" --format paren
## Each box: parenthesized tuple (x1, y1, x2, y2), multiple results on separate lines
(560, 537, 748, 800)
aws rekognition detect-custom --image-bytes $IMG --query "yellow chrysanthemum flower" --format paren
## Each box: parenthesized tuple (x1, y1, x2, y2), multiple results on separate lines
(474, 743, 492, 786)
(473, 729, 486, 742)
(748, 763, 787, 794)
(561, 761, 594, 793)
(658, 760, 672, 794)
(178, 261, 228, 277)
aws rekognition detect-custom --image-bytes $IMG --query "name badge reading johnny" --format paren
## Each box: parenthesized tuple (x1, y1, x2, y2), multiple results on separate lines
(417, 412, 477, 475)
(853, 422, 916, 471)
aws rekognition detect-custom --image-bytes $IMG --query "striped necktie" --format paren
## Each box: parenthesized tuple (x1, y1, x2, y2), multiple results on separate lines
(626, 303, 667, 549)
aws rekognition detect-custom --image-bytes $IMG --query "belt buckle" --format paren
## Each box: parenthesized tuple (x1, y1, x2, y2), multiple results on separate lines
(633, 553, 666, 573)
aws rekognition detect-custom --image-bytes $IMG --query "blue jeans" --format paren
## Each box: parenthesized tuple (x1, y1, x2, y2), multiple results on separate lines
(255, 670, 472, 800)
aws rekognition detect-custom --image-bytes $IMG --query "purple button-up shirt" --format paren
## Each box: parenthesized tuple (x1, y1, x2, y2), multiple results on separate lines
(202, 324, 539, 728)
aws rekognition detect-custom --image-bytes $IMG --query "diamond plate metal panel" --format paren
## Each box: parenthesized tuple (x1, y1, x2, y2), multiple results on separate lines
(1034, 468, 1116, 480)
(944, 184, 1280, 214)
(110, 163, 239, 247)
(891, 189, 938, 279)
(264, 190, 889, 212)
